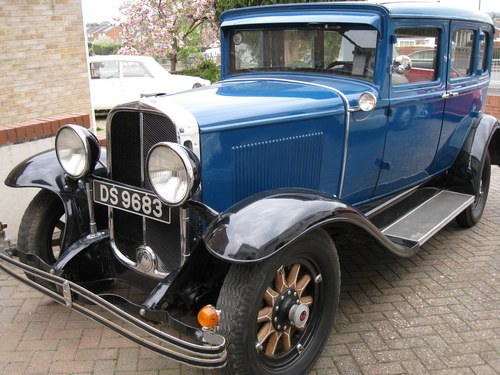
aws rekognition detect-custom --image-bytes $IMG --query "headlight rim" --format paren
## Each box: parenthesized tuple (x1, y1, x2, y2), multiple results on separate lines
(358, 92, 377, 112)
(55, 124, 100, 179)
(147, 142, 200, 207)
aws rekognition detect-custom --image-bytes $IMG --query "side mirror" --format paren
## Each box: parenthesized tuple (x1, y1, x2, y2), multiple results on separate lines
(392, 55, 412, 75)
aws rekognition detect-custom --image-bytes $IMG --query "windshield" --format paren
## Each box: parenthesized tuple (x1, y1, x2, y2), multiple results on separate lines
(229, 25, 378, 81)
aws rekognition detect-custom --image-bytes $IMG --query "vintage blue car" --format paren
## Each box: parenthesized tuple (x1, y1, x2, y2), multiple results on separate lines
(1, 2, 499, 374)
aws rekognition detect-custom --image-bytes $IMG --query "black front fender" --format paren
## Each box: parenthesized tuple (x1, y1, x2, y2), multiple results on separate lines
(4, 149, 108, 248)
(203, 189, 416, 263)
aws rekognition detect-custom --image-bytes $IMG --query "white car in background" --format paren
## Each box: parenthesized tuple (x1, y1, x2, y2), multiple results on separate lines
(89, 55, 210, 110)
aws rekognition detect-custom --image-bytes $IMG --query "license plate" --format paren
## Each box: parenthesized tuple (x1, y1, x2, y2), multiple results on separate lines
(93, 180, 171, 224)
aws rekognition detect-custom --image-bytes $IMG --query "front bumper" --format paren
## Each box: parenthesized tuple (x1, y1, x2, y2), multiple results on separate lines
(0, 245, 227, 369)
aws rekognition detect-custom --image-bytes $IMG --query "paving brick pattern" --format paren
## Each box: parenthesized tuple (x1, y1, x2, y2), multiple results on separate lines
(0, 169, 499, 374)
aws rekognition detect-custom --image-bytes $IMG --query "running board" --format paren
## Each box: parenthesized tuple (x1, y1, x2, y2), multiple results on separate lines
(382, 190, 474, 246)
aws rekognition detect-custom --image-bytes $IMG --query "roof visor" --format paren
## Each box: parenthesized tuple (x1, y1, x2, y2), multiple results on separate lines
(221, 12, 382, 33)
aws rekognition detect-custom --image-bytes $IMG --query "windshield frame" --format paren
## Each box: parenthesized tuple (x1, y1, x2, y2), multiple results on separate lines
(227, 23, 379, 82)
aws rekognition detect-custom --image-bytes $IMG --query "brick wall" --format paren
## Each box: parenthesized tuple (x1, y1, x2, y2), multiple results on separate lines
(485, 95, 500, 119)
(0, 0, 91, 127)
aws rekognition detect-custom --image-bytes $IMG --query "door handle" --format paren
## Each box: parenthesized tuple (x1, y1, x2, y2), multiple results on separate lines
(442, 91, 459, 99)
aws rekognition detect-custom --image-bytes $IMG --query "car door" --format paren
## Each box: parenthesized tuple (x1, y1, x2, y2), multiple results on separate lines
(431, 23, 488, 173)
(374, 22, 448, 198)
(119, 60, 157, 102)
(89, 60, 122, 110)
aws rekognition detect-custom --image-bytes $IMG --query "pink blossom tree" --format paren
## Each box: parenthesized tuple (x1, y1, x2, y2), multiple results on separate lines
(118, 0, 219, 71)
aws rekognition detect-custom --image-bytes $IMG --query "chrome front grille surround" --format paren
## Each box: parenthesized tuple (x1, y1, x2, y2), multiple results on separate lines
(107, 109, 181, 278)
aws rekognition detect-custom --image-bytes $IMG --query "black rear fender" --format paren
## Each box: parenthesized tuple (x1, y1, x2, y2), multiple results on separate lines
(448, 115, 499, 194)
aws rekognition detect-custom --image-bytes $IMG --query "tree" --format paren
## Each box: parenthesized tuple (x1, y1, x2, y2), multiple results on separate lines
(215, 0, 323, 21)
(119, 0, 219, 71)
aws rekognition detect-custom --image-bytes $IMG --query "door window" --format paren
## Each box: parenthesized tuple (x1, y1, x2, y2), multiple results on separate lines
(90, 61, 119, 79)
(478, 31, 489, 73)
(122, 61, 153, 78)
(450, 29, 476, 77)
(392, 27, 441, 85)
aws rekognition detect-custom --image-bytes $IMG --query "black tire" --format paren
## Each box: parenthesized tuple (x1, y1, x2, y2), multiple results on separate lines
(456, 152, 491, 228)
(217, 229, 340, 375)
(18, 190, 66, 285)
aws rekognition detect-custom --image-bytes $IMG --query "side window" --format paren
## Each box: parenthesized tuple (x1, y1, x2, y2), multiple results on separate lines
(90, 61, 119, 79)
(393, 27, 440, 85)
(478, 31, 489, 73)
(122, 62, 153, 78)
(451, 29, 476, 77)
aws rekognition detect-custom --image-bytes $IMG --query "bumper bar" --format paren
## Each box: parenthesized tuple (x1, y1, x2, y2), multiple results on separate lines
(0, 248, 227, 369)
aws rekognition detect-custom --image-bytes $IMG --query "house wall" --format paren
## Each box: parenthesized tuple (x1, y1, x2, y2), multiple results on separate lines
(486, 95, 500, 119)
(0, 0, 91, 128)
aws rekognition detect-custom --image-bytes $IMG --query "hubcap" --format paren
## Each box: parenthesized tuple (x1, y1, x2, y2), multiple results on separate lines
(256, 263, 315, 356)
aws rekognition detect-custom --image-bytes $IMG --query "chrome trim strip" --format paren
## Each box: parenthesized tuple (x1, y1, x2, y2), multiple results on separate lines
(0, 250, 227, 368)
(219, 78, 354, 198)
(140, 112, 148, 246)
(105, 109, 170, 280)
(180, 208, 189, 265)
(138, 98, 202, 260)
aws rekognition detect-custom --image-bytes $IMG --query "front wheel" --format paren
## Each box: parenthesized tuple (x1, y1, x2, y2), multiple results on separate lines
(217, 230, 340, 374)
(17, 190, 66, 286)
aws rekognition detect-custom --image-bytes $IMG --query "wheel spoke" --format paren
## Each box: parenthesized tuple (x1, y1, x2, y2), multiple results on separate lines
(257, 322, 274, 345)
(281, 328, 292, 351)
(275, 267, 287, 293)
(286, 263, 301, 288)
(55, 219, 65, 231)
(264, 287, 279, 306)
(300, 295, 313, 306)
(51, 238, 61, 247)
(257, 306, 273, 324)
(265, 331, 281, 356)
(296, 273, 312, 297)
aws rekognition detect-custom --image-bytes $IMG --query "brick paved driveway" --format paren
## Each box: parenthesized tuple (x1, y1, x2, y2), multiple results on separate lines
(1, 169, 499, 375)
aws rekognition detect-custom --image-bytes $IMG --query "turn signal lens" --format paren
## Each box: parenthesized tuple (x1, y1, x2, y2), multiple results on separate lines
(197, 305, 220, 328)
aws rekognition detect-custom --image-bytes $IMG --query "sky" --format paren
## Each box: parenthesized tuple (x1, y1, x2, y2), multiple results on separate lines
(81, 0, 499, 24)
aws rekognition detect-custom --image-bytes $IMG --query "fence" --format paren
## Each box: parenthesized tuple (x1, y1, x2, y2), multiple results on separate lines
(492, 59, 499, 84)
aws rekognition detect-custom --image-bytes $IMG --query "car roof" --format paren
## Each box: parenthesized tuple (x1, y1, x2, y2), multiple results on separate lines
(373, 1, 493, 23)
(220, 1, 493, 27)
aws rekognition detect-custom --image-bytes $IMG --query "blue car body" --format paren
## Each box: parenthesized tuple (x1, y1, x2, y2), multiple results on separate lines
(2, 2, 499, 372)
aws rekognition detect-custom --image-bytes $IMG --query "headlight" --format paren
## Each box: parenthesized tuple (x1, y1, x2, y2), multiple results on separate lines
(147, 142, 200, 206)
(55, 125, 100, 179)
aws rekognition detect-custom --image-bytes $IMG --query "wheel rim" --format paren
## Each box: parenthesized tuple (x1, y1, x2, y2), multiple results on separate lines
(255, 261, 320, 363)
(49, 214, 65, 261)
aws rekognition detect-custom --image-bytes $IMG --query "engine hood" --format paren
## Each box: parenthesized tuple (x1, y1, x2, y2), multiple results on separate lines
(144, 74, 377, 133)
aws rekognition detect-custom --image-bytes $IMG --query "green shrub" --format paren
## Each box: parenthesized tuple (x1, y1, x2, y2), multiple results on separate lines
(92, 43, 121, 55)
(174, 60, 220, 83)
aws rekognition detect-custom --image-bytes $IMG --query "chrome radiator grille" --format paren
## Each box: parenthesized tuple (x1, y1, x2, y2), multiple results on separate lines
(108, 110, 181, 273)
